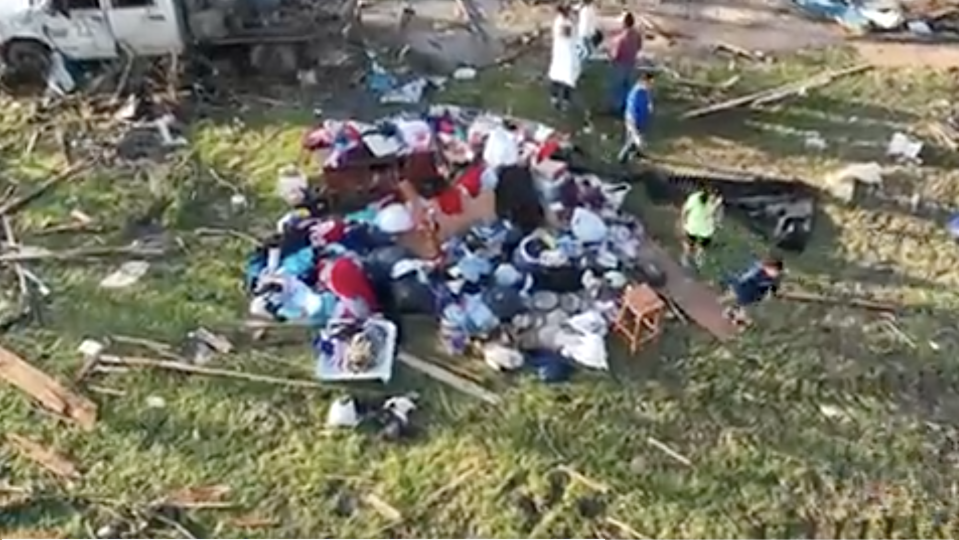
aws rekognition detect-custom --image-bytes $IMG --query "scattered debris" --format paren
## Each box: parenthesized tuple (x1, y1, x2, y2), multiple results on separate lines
(823, 162, 883, 203)
(555, 464, 610, 493)
(327, 396, 361, 428)
(160, 485, 233, 510)
(5, 433, 81, 481)
(681, 64, 873, 119)
(224, 515, 279, 529)
(145, 395, 167, 409)
(396, 351, 502, 405)
(96, 354, 326, 389)
(778, 290, 898, 313)
(0, 244, 166, 263)
(647, 436, 693, 467)
(0, 344, 97, 430)
(886, 131, 924, 162)
(99, 261, 151, 289)
(361, 492, 403, 522)
(0, 160, 94, 217)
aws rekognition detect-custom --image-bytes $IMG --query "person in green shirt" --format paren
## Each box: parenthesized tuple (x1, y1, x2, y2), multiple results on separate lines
(679, 189, 723, 268)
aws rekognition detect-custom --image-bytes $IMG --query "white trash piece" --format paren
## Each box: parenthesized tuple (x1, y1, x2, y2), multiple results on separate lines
(559, 331, 609, 370)
(886, 132, 923, 161)
(483, 342, 525, 371)
(482, 125, 521, 168)
(823, 162, 883, 203)
(570, 207, 608, 243)
(78, 339, 105, 358)
(100, 261, 150, 289)
(327, 397, 360, 428)
(567, 310, 608, 337)
(452, 67, 477, 80)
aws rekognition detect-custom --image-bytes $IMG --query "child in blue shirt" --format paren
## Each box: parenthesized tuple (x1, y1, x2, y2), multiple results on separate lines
(722, 255, 784, 326)
(617, 70, 654, 163)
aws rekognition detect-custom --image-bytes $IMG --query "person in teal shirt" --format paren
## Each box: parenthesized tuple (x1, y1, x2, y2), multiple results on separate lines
(680, 188, 723, 268)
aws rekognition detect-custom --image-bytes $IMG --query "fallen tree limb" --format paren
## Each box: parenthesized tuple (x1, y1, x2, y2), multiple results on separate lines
(97, 354, 327, 389)
(0, 160, 93, 217)
(0, 344, 97, 430)
(681, 63, 873, 119)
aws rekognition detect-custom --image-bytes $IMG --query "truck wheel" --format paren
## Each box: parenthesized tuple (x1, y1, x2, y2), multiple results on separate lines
(3, 39, 51, 81)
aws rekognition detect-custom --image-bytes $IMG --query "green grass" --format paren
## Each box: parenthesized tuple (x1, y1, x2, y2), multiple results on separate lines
(4, 47, 959, 538)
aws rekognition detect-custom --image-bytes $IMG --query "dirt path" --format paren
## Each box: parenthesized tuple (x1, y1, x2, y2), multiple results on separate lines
(362, 0, 959, 69)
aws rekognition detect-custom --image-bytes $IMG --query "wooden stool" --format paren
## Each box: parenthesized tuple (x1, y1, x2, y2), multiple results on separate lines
(614, 283, 666, 353)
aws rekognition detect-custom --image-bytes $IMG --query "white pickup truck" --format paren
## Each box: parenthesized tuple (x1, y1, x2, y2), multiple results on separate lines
(0, 0, 184, 72)
(0, 0, 337, 79)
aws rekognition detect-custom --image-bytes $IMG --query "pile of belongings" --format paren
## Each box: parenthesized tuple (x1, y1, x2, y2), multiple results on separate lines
(243, 104, 649, 383)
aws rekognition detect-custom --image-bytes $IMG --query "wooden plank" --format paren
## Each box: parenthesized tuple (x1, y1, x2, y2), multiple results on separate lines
(5, 433, 81, 480)
(396, 351, 502, 405)
(636, 240, 739, 341)
(0, 345, 98, 430)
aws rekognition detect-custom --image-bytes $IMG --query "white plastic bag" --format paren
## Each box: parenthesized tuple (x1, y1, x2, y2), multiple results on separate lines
(570, 207, 608, 243)
(567, 310, 608, 336)
(326, 397, 360, 427)
(482, 126, 520, 168)
(559, 332, 609, 370)
(483, 342, 525, 371)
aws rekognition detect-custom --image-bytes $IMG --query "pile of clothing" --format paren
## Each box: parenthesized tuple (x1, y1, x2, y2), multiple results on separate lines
(243, 105, 649, 383)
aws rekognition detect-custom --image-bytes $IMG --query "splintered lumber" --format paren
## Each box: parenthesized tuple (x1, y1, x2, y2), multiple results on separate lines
(0, 160, 93, 216)
(0, 345, 97, 430)
(97, 355, 326, 389)
(5, 433, 81, 480)
(778, 290, 897, 313)
(0, 244, 166, 262)
(396, 351, 502, 405)
(681, 63, 873, 119)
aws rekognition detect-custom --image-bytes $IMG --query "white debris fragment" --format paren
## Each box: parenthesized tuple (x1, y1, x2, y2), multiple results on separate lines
(99, 261, 150, 289)
(145, 395, 167, 409)
(886, 132, 923, 162)
(823, 162, 883, 203)
(453, 67, 477, 80)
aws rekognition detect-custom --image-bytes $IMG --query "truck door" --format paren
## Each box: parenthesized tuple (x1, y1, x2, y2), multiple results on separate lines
(42, 0, 119, 59)
(105, 0, 183, 56)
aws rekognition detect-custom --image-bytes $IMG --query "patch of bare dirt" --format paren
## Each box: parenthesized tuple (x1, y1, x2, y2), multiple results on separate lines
(851, 39, 959, 68)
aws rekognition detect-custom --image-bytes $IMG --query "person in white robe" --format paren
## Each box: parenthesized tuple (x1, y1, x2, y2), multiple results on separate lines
(547, 5, 581, 112)
(576, 0, 601, 58)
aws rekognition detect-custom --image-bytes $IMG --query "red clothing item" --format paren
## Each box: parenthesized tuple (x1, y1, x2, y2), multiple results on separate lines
(610, 28, 642, 66)
(318, 257, 379, 312)
(435, 186, 465, 215)
(457, 164, 484, 197)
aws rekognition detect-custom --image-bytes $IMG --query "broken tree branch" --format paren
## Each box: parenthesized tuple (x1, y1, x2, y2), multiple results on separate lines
(0, 160, 93, 217)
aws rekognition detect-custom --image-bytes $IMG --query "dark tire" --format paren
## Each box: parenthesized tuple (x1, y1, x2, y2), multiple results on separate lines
(3, 39, 51, 84)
